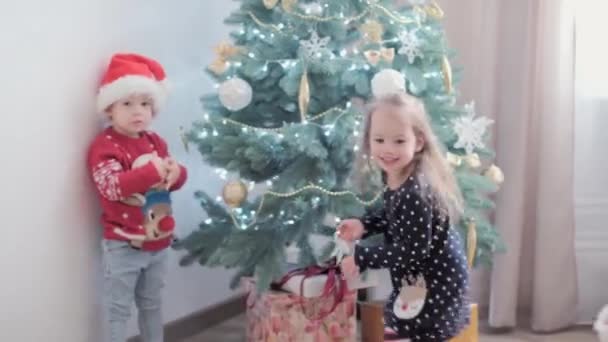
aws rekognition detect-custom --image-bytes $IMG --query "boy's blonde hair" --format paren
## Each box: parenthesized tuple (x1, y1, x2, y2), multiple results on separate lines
(355, 92, 464, 219)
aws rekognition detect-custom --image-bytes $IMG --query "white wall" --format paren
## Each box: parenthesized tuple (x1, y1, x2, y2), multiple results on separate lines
(0, 1, 239, 341)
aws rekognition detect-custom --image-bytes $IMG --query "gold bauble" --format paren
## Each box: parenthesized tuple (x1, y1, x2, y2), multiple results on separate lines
(298, 68, 310, 121)
(464, 153, 481, 168)
(442, 55, 453, 94)
(484, 164, 505, 185)
(281, 0, 297, 12)
(466, 220, 477, 269)
(360, 20, 384, 43)
(263, 0, 279, 9)
(446, 152, 462, 167)
(222, 180, 248, 208)
(425, 1, 445, 19)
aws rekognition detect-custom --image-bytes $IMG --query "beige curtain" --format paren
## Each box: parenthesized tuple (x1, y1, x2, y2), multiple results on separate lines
(439, 0, 578, 331)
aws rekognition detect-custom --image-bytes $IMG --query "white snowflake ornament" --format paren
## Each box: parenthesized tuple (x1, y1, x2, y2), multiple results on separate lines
(299, 30, 331, 59)
(398, 29, 423, 64)
(452, 102, 494, 154)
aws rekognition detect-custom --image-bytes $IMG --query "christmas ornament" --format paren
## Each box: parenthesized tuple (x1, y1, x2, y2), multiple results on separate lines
(360, 20, 384, 43)
(208, 42, 244, 75)
(263, 0, 279, 9)
(466, 220, 477, 269)
(371, 69, 406, 97)
(446, 152, 463, 167)
(407, 0, 444, 19)
(413, 6, 428, 22)
(299, 2, 323, 15)
(364, 48, 395, 66)
(464, 153, 481, 168)
(208, 60, 229, 75)
(218, 77, 253, 111)
(398, 29, 423, 64)
(299, 30, 331, 59)
(425, 1, 445, 19)
(282, 0, 297, 12)
(299, 69, 310, 121)
(452, 101, 494, 154)
(442, 55, 453, 93)
(484, 164, 504, 185)
(216, 42, 244, 59)
(222, 180, 249, 208)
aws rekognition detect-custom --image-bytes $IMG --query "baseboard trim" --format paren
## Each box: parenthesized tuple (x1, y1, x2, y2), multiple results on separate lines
(127, 294, 246, 342)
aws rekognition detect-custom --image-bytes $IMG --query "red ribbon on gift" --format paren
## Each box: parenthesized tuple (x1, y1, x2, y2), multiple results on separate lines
(273, 258, 348, 322)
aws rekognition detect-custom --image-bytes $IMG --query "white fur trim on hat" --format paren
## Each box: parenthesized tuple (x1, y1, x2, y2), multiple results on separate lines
(96, 75, 169, 113)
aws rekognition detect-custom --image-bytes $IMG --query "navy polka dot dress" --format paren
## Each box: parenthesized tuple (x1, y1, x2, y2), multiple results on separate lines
(354, 173, 470, 341)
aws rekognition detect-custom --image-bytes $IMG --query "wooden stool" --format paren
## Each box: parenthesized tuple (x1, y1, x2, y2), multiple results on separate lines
(359, 300, 385, 342)
(449, 303, 478, 342)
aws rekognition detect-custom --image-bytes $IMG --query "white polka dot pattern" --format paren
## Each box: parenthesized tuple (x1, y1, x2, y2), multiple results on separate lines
(353, 173, 470, 341)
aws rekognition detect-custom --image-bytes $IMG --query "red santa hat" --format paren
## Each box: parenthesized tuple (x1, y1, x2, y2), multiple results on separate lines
(97, 53, 169, 113)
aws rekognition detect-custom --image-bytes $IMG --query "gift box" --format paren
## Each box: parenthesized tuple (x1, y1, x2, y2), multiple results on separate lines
(280, 270, 377, 297)
(243, 278, 357, 342)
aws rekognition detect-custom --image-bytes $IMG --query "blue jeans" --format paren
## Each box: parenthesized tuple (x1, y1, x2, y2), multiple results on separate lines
(102, 240, 168, 342)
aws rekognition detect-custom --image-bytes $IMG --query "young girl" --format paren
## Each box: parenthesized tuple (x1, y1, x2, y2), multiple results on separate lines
(338, 93, 469, 341)
(88, 53, 188, 342)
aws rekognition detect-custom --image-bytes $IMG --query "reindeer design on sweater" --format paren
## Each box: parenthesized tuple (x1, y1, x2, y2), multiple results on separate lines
(393, 274, 428, 319)
(114, 153, 175, 248)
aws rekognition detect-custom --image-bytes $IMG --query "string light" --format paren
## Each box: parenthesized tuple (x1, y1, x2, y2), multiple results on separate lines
(203, 106, 356, 134)
(207, 3, 420, 231)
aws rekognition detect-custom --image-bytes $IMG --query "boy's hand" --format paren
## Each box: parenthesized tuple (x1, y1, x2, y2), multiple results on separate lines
(340, 256, 359, 278)
(336, 219, 365, 242)
(150, 154, 169, 180)
(164, 157, 181, 189)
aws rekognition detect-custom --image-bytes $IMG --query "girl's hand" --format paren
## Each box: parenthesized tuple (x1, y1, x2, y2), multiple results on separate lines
(340, 256, 359, 278)
(336, 219, 365, 241)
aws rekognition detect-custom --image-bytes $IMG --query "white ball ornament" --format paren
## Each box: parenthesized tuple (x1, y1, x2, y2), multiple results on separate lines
(218, 77, 252, 111)
(371, 69, 406, 97)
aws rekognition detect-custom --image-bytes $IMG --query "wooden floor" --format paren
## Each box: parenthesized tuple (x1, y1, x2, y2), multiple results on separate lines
(184, 314, 597, 342)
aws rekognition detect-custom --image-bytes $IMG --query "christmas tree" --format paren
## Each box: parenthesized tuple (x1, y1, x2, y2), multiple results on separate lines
(176, 0, 504, 291)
